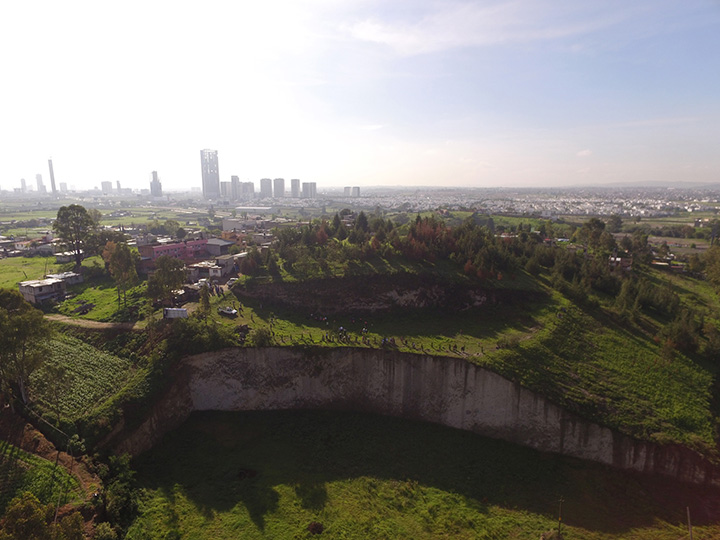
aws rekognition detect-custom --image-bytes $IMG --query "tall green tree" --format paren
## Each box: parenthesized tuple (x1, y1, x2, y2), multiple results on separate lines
(147, 256, 185, 304)
(102, 242, 140, 307)
(355, 211, 369, 233)
(85, 228, 127, 257)
(53, 204, 96, 268)
(705, 244, 720, 290)
(198, 283, 211, 320)
(0, 290, 50, 405)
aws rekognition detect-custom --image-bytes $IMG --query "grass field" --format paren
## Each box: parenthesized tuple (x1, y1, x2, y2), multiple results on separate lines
(0, 440, 81, 514)
(0, 254, 107, 289)
(127, 410, 719, 540)
(0, 255, 66, 288)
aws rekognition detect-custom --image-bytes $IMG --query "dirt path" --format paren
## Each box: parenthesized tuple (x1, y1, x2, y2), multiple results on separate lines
(45, 314, 139, 331)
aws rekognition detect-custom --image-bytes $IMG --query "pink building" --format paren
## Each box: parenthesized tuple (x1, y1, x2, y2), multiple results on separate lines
(138, 239, 208, 271)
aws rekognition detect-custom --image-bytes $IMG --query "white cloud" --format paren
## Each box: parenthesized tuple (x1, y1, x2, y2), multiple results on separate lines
(576, 149, 592, 157)
(346, 1, 630, 56)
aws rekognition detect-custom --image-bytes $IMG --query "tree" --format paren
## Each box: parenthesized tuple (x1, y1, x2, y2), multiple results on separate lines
(198, 283, 211, 320)
(606, 214, 623, 233)
(705, 245, 720, 290)
(0, 290, 50, 405)
(102, 242, 139, 307)
(0, 492, 53, 540)
(147, 256, 186, 305)
(86, 207, 101, 226)
(355, 211, 369, 233)
(53, 204, 96, 268)
(84, 229, 128, 257)
(163, 219, 181, 237)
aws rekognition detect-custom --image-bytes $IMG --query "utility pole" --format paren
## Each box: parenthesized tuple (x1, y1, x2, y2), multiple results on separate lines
(558, 496, 564, 537)
(687, 507, 693, 540)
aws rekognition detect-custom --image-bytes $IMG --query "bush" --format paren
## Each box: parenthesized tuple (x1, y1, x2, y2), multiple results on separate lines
(101, 455, 138, 533)
(94, 522, 118, 540)
(248, 327, 273, 347)
(165, 318, 240, 358)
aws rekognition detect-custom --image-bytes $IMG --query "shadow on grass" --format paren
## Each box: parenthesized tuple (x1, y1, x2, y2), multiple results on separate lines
(134, 410, 720, 537)
(234, 287, 549, 344)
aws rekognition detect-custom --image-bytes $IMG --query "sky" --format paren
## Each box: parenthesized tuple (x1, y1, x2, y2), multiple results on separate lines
(1, 0, 719, 192)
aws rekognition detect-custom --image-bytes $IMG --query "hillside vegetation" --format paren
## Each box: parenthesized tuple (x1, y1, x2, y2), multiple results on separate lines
(5, 208, 720, 537)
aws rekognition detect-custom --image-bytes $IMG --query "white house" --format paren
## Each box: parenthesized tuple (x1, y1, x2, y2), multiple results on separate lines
(18, 278, 66, 304)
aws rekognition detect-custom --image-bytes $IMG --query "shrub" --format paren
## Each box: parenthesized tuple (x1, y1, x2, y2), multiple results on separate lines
(248, 327, 273, 347)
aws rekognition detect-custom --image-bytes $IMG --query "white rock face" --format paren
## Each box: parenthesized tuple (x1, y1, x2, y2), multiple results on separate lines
(114, 347, 720, 487)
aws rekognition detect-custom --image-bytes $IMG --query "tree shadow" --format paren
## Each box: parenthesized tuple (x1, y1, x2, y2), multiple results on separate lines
(133, 410, 720, 536)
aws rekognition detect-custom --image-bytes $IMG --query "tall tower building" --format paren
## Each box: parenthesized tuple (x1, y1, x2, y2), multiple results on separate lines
(273, 178, 285, 198)
(301, 182, 317, 199)
(260, 178, 272, 199)
(230, 175, 240, 201)
(101, 181, 112, 194)
(241, 182, 255, 200)
(220, 181, 231, 198)
(48, 159, 57, 195)
(20, 178, 26, 193)
(291, 178, 300, 198)
(36, 174, 47, 194)
(200, 149, 220, 199)
(150, 171, 163, 197)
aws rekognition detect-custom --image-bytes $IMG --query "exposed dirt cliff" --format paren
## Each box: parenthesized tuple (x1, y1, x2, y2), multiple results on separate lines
(107, 347, 720, 489)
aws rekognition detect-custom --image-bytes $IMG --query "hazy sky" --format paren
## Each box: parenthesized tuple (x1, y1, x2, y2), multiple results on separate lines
(2, 0, 719, 191)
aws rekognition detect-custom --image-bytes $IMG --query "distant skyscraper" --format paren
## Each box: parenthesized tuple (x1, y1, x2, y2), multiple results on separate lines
(301, 182, 317, 199)
(241, 181, 255, 200)
(220, 181, 231, 198)
(36, 174, 46, 194)
(344, 187, 351, 196)
(260, 178, 272, 199)
(273, 178, 285, 198)
(101, 181, 112, 194)
(47, 159, 57, 195)
(59, 182, 67, 193)
(20, 178, 26, 193)
(351, 186, 360, 197)
(116, 180, 121, 191)
(150, 171, 163, 197)
(231, 175, 240, 201)
(200, 149, 220, 199)
(291, 178, 300, 198)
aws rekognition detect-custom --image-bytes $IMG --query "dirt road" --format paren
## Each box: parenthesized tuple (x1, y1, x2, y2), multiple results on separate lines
(45, 314, 139, 331)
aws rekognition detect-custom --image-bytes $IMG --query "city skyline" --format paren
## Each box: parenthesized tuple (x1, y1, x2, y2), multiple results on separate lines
(1, 1, 719, 192)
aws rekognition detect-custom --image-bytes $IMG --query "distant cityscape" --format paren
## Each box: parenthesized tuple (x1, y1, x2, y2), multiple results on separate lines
(4, 150, 360, 202)
(4, 151, 720, 221)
